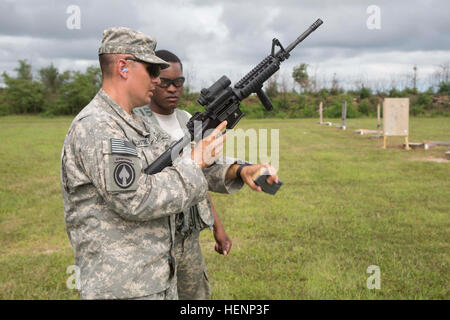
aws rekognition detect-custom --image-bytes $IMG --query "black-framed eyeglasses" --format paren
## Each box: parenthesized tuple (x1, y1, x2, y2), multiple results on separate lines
(157, 77, 185, 88)
(124, 57, 161, 78)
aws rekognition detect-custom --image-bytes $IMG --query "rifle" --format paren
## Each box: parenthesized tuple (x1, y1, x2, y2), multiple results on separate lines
(145, 19, 323, 192)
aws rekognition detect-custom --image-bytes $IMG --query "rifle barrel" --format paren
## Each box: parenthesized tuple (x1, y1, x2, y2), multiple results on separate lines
(283, 18, 323, 54)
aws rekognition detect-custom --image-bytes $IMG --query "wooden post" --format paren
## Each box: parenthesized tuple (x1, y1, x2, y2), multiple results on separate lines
(383, 136, 387, 149)
(405, 136, 411, 150)
(319, 101, 323, 124)
(377, 103, 381, 136)
(341, 101, 347, 130)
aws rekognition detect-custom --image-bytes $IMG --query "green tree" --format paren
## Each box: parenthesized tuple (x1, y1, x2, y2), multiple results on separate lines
(54, 66, 101, 115)
(15, 60, 33, 80)
(1, 60, 45, 114)
(292, 63, 309, 93)
(300, 104, 315, 118)
(358, 100, 370, 116)
(417, 92, 433, 110)
(39, 64, 71, 94)
(359, 86, 372, 99)
(389, 88, 405, 97)
(438, 81, 450, 94)
(323, 102, 341, 118)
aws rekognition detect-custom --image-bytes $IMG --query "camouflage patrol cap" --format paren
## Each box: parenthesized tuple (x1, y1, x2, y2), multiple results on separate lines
(98, 27, 170, 69)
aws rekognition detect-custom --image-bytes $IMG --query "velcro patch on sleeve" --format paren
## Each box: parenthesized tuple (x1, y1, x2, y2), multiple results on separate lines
(110, 138, 138, 157)
(105, 139, 141, 192)
(105, 155, 142, 192)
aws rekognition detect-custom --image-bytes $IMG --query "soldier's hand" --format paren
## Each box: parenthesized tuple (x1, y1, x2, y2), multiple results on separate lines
(214, 226, 232, 256)
(191, 121, 227, 168)
(240, 163, 279, 192)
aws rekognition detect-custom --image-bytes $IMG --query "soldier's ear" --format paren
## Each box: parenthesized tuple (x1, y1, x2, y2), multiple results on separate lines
(118, 59, 129, 79)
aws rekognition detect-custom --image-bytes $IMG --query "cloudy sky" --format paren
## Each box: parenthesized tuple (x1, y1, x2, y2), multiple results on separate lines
(1, 0, 449, 91)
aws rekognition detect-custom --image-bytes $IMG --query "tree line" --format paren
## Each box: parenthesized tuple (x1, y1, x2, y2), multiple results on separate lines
(1, 60, 449, 118)
(0, 60, 101, 116)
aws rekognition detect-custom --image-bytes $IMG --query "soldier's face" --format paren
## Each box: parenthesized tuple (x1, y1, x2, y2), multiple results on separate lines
(152, 62, 184, 113)
(128, 59, 160, 107)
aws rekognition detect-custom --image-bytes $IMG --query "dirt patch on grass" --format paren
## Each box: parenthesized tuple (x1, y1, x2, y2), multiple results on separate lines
(410, 157, 450, 163)
(0, 281, 17, 292)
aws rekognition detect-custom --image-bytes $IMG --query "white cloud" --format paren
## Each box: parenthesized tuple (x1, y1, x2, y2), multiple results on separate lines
(0, 0, 449, 92)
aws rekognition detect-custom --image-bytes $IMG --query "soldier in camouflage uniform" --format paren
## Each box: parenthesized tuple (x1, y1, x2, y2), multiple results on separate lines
(61, 27, 279, 300)
(133, 50, 231, 300)
(61, 27, 241, 300)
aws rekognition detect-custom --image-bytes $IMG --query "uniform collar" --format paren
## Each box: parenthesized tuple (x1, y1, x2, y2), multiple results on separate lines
(98, 89, 150, 137)
(143, 108, 159, 126)
(140, 107, 189, 142)
(138, 107, 174, 141)
(144, 107, 188, 129)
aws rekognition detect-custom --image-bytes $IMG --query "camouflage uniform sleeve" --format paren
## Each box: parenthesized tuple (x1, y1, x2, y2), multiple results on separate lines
(202, 157, 244, 194)
(69, 119, 208, 222)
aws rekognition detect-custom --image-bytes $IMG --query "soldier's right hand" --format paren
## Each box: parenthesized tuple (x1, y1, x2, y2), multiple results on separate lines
(191, 121, 227, 169)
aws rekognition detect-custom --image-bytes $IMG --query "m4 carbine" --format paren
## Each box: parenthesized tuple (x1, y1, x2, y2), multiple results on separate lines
(144, 19, 323, 183)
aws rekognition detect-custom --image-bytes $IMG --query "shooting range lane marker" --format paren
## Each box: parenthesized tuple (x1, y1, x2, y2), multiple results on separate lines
(335, 101, 347, 130)
(317, 101, 332, 126)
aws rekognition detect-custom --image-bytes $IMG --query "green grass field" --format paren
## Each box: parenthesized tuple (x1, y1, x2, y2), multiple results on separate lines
(0, 115, 448, 299)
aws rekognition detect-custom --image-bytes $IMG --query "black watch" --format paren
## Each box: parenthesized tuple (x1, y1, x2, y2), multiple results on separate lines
(236, 163, 252, 179)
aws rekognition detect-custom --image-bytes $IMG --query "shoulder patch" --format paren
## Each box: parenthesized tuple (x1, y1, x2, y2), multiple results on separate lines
(110, 138, 138, 157)
(113, 161, 136, 189)
(105, 155, 142, 192)
(105, 139, 141, 192)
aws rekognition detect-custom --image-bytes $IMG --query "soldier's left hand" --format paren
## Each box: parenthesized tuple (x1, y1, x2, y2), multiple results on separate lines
(239, 163, 278, 192)
(213, 227, 232, 256)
